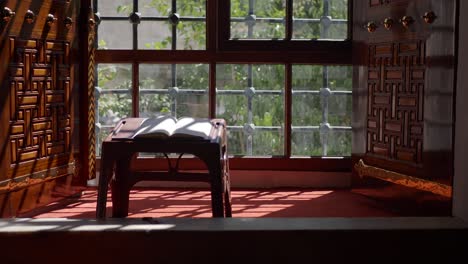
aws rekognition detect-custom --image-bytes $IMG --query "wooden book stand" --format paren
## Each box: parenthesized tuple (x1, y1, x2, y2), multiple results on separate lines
(96, 118, 232, 218)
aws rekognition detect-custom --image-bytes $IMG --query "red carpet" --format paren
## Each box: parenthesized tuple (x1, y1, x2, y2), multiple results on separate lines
(20, 187, 405, 218)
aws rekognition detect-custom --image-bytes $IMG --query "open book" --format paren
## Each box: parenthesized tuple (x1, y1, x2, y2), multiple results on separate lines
(113, 116, 215, 140)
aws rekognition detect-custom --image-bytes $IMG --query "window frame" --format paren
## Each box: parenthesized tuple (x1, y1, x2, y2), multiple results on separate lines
(217, 0, 353, 56)
(94, 0, 353, 171)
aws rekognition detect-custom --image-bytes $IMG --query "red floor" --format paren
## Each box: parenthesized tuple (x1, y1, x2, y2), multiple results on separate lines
(19, 187, 410, 218)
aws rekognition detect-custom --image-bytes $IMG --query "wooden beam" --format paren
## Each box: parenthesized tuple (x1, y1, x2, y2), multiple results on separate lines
(354, 159, 452, 197)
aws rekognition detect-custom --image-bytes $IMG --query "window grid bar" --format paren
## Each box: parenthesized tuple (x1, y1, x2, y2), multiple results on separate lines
(97, 124, 350, 135)
(171, 0, 178, 50)
(246, 64, 254, 155)
(98, 16, 347, 24)
(132, 1, 140, 117)
(97, 88, 351, 95)
(285, 63, 292, 156)
(286, 0, 293, 41)
(246, 0, 254, 156)
(132, 63, 139, 117)
(209, 63, 216, 118)
(133, 0, 138, 49)
(230, 17, 347, 24)
(320, 0, 331, 156)
(96, 16, 206, 22)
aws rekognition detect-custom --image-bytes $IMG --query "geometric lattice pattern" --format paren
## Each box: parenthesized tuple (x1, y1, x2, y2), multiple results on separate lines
(8, 38, 71, 165)
(366, 40, 425, 164)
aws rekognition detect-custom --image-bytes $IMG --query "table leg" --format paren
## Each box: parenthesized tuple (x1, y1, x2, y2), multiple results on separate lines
(111, 155, 133, 217)
(224, 171, 232, 217)
(205, 151, 224, 217)
(222, 146, 232, 217)
(211, 180, 224, 217)
(96, 145, 113, 219)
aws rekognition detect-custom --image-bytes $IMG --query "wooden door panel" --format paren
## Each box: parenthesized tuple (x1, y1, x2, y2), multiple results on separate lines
(367, 40, 425, 164)
(7, 38, 73, 174)
(0, 0, 84, 217)
(352, 0, 456, 197)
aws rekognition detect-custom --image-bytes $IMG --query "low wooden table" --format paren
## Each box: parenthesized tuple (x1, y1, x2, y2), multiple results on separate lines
(96, 118, 232, 218)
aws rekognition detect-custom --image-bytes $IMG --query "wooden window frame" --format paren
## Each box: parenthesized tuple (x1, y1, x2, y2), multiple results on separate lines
(217, 0, 353, 57)
(94, 0, 353, 171)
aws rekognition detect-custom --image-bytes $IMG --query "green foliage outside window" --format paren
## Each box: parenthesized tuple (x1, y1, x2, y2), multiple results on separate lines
(96, 0, 351, 157)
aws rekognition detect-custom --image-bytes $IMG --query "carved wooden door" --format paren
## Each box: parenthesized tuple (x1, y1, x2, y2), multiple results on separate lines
(0, 0, 87, 217)
(352, 0, 456, 201)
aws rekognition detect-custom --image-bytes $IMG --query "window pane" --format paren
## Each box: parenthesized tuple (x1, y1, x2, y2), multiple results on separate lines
(230, 0, 286, 39)
(95, 64, 133, 156)
(175, 64, 209, 117)
(93, 0, 352, 163)
(327, 66, 352, 127)
(327, 0, 349, 39)
(216, 64, 285, 156)
(139, 64, 172, 117)
(98, 21, 132, 49)
(142, 20, 206, 50)
(291, 65, 351, 157)
(176, 21, 206, 50)
(139, 0, 170, 17)
(138, 21, 172, 50)
(137, 0, 206, 50)
(177, 0, 206, 17)
(327, 65, 352, 91)
(326, 130, 352, 156)
(97, 0, 133, 17)
(293, 0, 348, 40)
(175, 0, 206, 50)
(292, 130, 322, 156)
(139, 64, 209, 118)
(328, 95, 352, 126)
(97, 1, 206, 50)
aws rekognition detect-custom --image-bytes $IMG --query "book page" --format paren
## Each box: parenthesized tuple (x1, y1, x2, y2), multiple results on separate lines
(132, 115, 177, 139)
(171, 117, 214, 139)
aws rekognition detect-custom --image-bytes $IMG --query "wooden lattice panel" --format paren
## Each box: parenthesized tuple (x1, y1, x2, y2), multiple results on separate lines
(367, 40, 424, 164)
(9, 38, 71, 165)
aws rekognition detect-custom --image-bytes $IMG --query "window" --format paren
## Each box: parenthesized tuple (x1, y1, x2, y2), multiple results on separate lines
(218, 0, 350, 51)
(94, 0, 352, 170)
